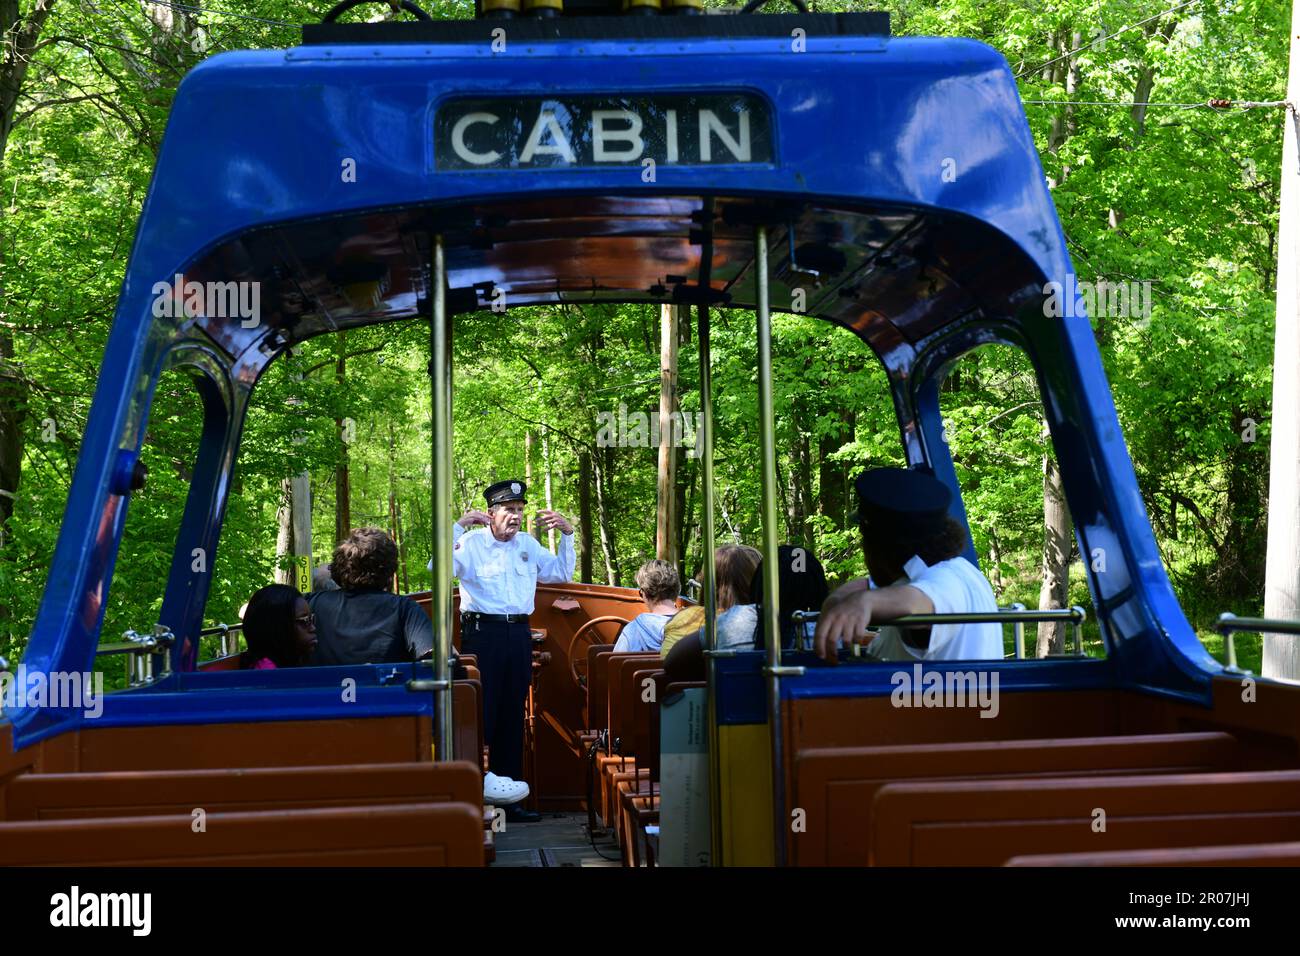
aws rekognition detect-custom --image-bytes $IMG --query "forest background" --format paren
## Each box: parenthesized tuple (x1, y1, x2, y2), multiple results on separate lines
(0, 0, 1288, 669)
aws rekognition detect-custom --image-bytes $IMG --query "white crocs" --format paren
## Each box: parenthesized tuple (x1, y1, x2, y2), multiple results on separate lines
(483, 771, 530, 805)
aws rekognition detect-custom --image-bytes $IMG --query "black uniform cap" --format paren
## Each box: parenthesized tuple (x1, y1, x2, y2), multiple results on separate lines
(852, 467, 952, 538)
(485, 479, 527, 507)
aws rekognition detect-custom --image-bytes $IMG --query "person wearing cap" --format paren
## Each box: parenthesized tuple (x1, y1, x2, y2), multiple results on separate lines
(814, 467, 1001, 663)
(446, 479, 575, 822)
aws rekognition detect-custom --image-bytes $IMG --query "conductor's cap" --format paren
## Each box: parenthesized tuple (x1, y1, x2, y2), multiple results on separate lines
(485, 479, 527, 507)
(851, 467, 951, 537)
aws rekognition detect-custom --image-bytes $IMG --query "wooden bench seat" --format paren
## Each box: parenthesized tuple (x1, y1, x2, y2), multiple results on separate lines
(2, 760, 482, 822)
(871, 768, 1300, 866)
(792, 731, 1240, 866)
(0, 802, 485, 866)
(1006, 842, 1300, 866)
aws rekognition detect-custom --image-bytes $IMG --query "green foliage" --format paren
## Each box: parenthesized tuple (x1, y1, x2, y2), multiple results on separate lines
(0, 0, 1289, 671)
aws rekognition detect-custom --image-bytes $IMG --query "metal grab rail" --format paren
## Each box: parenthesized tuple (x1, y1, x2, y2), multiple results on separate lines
(791, 605, 1088, 657)
(198, 622, 244, 658)
(94, 626, 176, 686)
(1215, 613, 1300, 672)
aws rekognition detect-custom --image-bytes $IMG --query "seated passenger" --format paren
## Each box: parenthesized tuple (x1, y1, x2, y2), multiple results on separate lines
(662, 544, 762, 683)
(814, 467, 1001, 663)
(749, 545, 830, 652)
(310, 528, 434, 665)
(614, 559, 680, 653)
(676, 545, 829, 657)
(240, 584, 317, 669)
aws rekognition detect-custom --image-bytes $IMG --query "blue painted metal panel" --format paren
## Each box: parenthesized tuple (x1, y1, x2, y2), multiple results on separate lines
(6, 31, 1229, 750)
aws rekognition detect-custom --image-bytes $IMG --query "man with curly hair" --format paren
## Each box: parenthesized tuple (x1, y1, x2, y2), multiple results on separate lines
(814, 467, 1001, 663)
(310, 528, 433, 665)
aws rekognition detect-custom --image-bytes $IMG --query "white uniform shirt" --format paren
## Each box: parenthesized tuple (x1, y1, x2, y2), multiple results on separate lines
(865, 555, 1002, 661)
(446, 523, 576, 615)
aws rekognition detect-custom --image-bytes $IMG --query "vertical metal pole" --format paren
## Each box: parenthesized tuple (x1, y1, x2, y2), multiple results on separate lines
(430, 235, 455, 762)
(699, 301, 721, 865)
(754, 225, 787, 865)
(1012, 602, 1026, 660)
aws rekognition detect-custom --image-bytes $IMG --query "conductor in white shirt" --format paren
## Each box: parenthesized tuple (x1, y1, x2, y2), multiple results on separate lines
(449, 479, 575, 822)
(814, 467, 1002, 663)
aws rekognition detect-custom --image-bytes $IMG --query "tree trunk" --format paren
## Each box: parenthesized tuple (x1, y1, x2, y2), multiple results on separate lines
(578, 449, 594, 583)
(542, 427, 556, 552)
(656, 303, 679, 562)
(334, 333, 351, 544)
(592, 445, 619, 586)
(818, 408, 852, 528)
(0, 0, 58, 545)
(792, 408, 813, 548)
(275, 478, 293, 585)
(1037, 443, 1072, 657)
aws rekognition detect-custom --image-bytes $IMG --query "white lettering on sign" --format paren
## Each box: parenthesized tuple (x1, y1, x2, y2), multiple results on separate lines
(700, 109, 751, 162)
(451, 112, 502, 166)
(592, 109, 644, 162)
(440, 99, 764, 169)
(519, 110, 576, 163)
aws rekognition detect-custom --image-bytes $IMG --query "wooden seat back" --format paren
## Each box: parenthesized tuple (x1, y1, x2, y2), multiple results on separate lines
(1005, 842, 1300, 866)
(0, 802, 484, 866)
(3, 760, 482, 822)
(871, 768, 1300, 865)
(792, 731, 1240, 866)
(608, 655, 661, 756)
(627, 667, 663, 762)
(648, 672, 670, 784)
(585, 645, 616, 731)
(452, 680, 484, 767)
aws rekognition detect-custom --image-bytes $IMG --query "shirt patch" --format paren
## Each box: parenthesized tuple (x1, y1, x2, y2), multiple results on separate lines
(454, 542, 462, 551)
(521, 552, 529, 561)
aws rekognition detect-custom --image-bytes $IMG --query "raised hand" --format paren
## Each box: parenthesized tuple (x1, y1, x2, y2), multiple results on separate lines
(458, 509, 491, 528)
(537, 509, 574, 535)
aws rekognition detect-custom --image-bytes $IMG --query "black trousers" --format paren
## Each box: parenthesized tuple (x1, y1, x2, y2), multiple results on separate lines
(460, 617, 532, 780)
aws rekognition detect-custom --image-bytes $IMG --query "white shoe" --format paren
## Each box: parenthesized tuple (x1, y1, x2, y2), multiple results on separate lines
(483, 771, 530, 806)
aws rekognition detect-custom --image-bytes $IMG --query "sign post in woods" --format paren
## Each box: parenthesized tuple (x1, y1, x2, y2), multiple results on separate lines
(1264, 0, 1300, 680)
(291, 472, 313, 595)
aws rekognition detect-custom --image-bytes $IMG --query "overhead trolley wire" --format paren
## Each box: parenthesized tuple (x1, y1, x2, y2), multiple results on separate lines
(132, 0, 301, 29)
(1024, 98, 1291, 110)
(1014, 0, 1202, 79)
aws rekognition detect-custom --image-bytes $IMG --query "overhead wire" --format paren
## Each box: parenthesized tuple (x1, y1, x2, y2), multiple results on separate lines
(1024, 98, 1290, 110)
(129, 0, 301, 29)
(1013, 0, 1202, 79)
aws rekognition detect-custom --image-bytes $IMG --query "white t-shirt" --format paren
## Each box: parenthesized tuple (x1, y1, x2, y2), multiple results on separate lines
(864, 555, 1002, 661)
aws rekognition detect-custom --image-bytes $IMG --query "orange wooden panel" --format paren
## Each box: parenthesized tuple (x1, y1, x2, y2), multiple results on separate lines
(790, 731, 1239, 866)
(1006, 842, 1300, 866)
(0, 802, 484, 866)
(871, 769, 1300, 866)
(4, 760, 481, 822)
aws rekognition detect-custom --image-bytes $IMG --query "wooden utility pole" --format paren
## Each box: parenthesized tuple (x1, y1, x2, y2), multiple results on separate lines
(290, 472, 313, 595)
(578, 450, 594, 582)
(656, 303, 680, 562)
(1263, 1, 1300, 680)
(543, 427, 557, 552)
